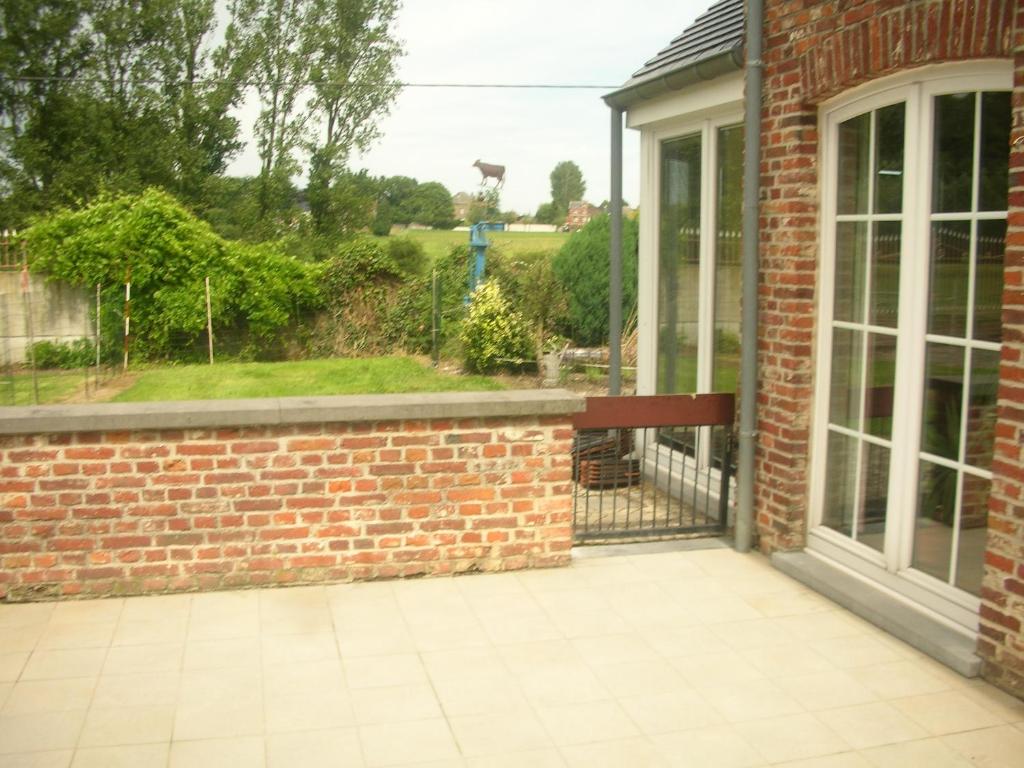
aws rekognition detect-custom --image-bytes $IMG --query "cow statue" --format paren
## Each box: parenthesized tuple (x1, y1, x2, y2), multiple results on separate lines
(473, 159, 505, 187)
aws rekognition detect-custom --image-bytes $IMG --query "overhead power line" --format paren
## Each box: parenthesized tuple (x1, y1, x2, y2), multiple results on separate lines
(2, 75, 618, 90)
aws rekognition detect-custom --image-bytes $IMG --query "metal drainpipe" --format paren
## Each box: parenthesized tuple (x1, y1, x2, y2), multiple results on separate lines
(609, 106, 624, 396)
(736, 0, 764, 554)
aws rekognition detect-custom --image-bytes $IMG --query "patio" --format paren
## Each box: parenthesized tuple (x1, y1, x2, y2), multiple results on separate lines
(0, 543, 1021, 768)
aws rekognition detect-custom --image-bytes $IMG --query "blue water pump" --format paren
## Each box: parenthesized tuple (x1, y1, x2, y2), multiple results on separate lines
(467, 221, 505, 299)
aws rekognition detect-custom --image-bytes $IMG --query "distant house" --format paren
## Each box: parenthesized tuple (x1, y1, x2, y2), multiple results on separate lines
(605, 0, 1024, 698)
(565, 201, 602, 230)
(451, 192, 474, 223)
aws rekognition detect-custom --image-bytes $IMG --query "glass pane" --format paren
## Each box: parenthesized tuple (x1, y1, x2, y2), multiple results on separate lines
(865, 333, 897, 440)
(835, 222, 867, 323)
(870, 221, 901, 327)
(913, 460, 956, 583)
(657, 135, 701, 394)
(921, 343, 964, 460)
(974, 219, 1005, 343)
(859, 442, 890, 553)
(928, 221, 971, 337)
(965, 348, 999, 471)
(979, 91, 1011, 212)
(829, 328, 863, 430)
(932, 92, 976, 213)
(955, 472, 990, 595)
(713, 125, 743, 394)
(874, 103, 905, 214)
(823, 431, 859, 537)
(837, 113, 870, 215)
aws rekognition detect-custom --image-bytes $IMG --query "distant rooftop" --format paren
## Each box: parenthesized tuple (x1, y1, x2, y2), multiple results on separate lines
(604, 0, 744, 109)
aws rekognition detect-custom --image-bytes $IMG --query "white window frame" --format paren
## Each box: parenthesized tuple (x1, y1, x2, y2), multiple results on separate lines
(808, 61, 1013, 629)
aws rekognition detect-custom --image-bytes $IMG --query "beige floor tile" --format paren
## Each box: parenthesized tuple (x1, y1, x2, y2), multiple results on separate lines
(652, 724, 766, 768)
(111, 618, 188, 647)
(119, 594, 190, 623)
(187, 613, 261, 641)
(173, 697, 265, 740)
(701, 678, 803, 722)
(536, 698, 640, 746)
(475, 610, 563, 645)
(50, 600, 123, 626)
(407, 620, 490, 653)
(807, 634, 908, 669)
(344, 653, 428, 689)
(448, 710, 552, 757)
(179, 666, 262, 705)
(860, 737, 975, 767)
(359, 718, 460, 766)
(740, 644, 836, 678)
(351, 684, 441, 725)
(266, 728, 364, 768)
(261, 633, 338, 666)
(0, 751, 72, 768)
(102, 643, 183, 676)
(779, 611, 876, 641)
(744, 590, 835, 618)
(592, 659, 688, 698)
(0, 684, 10, 710)
(855, 661, 954, 699)
(262, 659, 345, 699)
(735, 713, 850, 764)
(0, 654, 29, 683)
(618, 689, 723, 735)
(78, 705, 174, 747)
(20, 649, 106, 681)
(455, 571, 530, 600)
(531, 587, 613, 616)
(771, 754, 873, 768)
(674, 595, 763, 625)
(70, 743, 168, 768)
(0, 626, 46, 655)
(774, 670, 878, 711)
(0, 604, 54, 629)
(1, 678, 94, 715)
(636, 624, 724, 659)
(431, 672, 530, 717)
(816, 702, 928, 749)
(466, 748, 566, 768)
(669, 651, 767, 689)
(169, 736, 265, 768)
(0, 710, 85, 753)
(92, 671, 179, 709)
(548, 608, 633, 638)
(336, 625, 416, 658)
(891, 689, 1006, 735)
(36, 624, 115, 652)
(560, 737, 667, 767)
(260, 609, 334, 637)
(959, 679, 1024, 723)
(942, 724, 1024, 768)
(516, 665, 610, 708)
(710, 617, 799, 651)
(183, 638, 261, 670)
(570, 633, 660, 667)
(264, 691, 354, 733)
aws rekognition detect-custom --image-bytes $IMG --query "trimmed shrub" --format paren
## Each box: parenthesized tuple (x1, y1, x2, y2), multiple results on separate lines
(30, 338, 95, 369)
(460, 280, 533, 373)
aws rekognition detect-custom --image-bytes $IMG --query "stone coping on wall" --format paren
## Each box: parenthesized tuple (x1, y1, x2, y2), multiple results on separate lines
(0, 389, 586, 435)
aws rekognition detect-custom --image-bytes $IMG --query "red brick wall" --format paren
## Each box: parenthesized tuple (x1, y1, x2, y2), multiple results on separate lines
(756, 0, 1017, 554)
(0, 417, 574, 601)
(980, 0, 1024, 700)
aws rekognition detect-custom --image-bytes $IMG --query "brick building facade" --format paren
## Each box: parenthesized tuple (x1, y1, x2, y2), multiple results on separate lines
(612, 0, 1024, 697)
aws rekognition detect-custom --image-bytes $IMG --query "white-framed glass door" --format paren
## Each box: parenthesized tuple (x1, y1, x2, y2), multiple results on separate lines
(810, 65, 1012, 625)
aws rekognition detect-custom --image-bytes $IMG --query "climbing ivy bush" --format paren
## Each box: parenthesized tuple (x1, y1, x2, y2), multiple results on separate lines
(459, 280, 533, 373)
(26, 189, 323, 361)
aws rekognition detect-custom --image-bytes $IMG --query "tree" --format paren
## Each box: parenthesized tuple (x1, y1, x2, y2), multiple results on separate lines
(534, 201, 557, 225)
(468, 188, 500, 224)
(377, 175, 419, 226)
(409, 181, 455, 229)
(549, 160, 585, 217)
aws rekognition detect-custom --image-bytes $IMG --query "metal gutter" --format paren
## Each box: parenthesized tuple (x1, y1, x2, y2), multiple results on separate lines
(602, 43, 744, 111)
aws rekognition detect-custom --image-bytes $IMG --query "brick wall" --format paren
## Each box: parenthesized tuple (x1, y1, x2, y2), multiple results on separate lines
(756, 0, 1016, 554)
(0, 394, 579, 601)
(979, 0, 1024, 700)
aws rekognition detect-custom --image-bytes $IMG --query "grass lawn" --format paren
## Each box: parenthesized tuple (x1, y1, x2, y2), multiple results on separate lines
(381, 229, 570, 262)
(0, 370, 87, 406)
(110, 356, 504, 402)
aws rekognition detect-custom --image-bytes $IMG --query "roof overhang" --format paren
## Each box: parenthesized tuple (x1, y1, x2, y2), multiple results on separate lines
(603, 42, 744, 111)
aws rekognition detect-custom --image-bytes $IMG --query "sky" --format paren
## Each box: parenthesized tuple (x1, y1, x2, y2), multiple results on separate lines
(224, 0, 707, 215)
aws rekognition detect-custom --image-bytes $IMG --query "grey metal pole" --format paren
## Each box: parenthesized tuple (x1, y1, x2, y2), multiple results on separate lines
(609, 106, 624, 396)
(736, 0, 764, 553)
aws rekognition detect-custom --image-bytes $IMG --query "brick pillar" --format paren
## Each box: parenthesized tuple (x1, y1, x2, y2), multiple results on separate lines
(979, 4, 1024, 700)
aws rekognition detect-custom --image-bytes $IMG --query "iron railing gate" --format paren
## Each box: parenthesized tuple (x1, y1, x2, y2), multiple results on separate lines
(571, 394, 736, 543)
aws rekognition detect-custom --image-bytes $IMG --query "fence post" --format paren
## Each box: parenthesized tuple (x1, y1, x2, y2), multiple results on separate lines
(431, 269, 440, 368)
(123, 271, 131, 371)
(95, 283, 101, 376)
(0, 295, 14, 405)
(205, 275, 214, 364)
(20, 238, 38, 404)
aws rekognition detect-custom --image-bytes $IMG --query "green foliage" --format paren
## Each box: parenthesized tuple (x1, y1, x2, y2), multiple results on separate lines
(552, 214, 639, 347)
(487, 248, 568, 355)
(468, 189, 501, 224)
(549, 161, 586, 217)
(409, 181, 457, 229)
(534, 201, 558, 225)
(30, 338, 95, 369)
(26, 189, 322, 362)
(460, 280, 533, 374)
(387, 237, 428, 277)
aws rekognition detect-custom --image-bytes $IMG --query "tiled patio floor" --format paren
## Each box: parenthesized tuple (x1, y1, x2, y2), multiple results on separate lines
(1, 545, 1022, 767)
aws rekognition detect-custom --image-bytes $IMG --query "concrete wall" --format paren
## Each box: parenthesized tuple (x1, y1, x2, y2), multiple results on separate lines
(0, 272, 92, 363)
(0, 391, 582, 601)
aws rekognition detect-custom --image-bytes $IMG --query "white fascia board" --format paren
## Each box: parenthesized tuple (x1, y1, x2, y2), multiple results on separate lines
(626, 70, 744, 131)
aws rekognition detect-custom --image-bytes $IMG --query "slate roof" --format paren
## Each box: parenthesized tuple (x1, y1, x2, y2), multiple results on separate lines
(604, 0, 745, 109)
